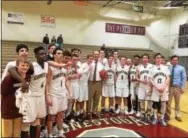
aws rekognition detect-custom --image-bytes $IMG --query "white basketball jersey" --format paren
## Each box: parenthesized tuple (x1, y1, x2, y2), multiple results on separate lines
(78, 62, 90, 85)
(29, 62, 48, 96)
(129, 65, 139, 80)
(50, 66, 67, 98)
(116, 65, 129, 88)
(138, 63, 153, 87)
(150, 65, 170, 92)
(99, 58, 108, 66)
(105, 64, 116, 86)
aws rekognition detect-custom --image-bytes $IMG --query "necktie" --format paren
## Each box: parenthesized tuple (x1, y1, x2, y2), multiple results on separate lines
(93, 60, 98, 82)
(171, 65, 175, 85)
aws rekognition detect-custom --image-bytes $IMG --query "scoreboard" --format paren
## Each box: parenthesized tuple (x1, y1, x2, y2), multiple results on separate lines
(178, 23, 188, 48)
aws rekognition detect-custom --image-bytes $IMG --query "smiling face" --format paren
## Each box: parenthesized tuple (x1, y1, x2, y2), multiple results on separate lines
(35, 49, 47, 62)
(17, 61, 30, 75)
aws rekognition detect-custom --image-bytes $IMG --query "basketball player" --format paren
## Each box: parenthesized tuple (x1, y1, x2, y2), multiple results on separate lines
(101, 55, 116, 115)
(115, 56, 130, 115)
(77, 55, 93, 118)
(8, 46, 49, 138)
(71, 48, 82, 67)
(129, 55, 140, 115)
(112, 50, 120, 67)
(98, 49, 108, 66)
(66, 54, 81, 122)
(2, 44, 30, 93)
(46, 48, 71, 137)
(136, 53, 153, 121)
(149, 53, 170, 126)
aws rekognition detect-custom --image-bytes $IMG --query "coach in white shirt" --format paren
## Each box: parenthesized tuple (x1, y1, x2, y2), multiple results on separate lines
(87, 50, 104, 118)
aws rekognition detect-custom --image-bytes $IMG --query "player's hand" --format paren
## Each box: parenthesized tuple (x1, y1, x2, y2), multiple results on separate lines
(67, 61, 72, 66)
(47, 99, 53, 106)
(143, 80, 148, 85)
(180, 89, 184, 94)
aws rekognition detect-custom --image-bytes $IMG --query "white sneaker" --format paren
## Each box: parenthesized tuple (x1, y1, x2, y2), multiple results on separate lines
(58, 130, 65, 137)
(136, 112, 141, 117)
(125, 110, 129, 115)
(115, 108, 120, 114)
(40, 128, 48, 138)
(62, 123, 69, 128)
(129, 110, 134, 115)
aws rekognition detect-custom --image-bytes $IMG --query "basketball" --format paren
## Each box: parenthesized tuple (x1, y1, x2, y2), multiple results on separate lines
(100, 69, 107, 80)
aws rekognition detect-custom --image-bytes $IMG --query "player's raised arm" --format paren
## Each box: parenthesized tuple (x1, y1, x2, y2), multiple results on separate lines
(47, 60, 68, 68)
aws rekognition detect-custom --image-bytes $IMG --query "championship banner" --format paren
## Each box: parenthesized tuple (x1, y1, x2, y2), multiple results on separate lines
(41, 15, 55, 28)
(7, 12, 24, 25)
(105, 23, 145, 35)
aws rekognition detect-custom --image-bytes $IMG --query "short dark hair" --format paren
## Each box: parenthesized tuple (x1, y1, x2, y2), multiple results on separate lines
(71, 54, 79, 58)
(141, 53, 150, 59)
(16, 44, 29, 53)
(34, 46, 44, 54)
(120, 56, 127, 59)
(113, 50, 119, 54)
(171, 55, 179, 60)
(63, 50, 71, 57)
(161, 55, 165, 59)
(48, 43, 55, 50)
(133, 55, 140, 59)
(87, 54, 93, 59)
(108, 54, 113, 59)
(53, 47, 62, 55)
(154, 53, 162, 59)
(71, 48, 81, 54)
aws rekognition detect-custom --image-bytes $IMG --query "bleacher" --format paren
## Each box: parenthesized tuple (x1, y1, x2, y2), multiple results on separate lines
(2, 40, 156, 72)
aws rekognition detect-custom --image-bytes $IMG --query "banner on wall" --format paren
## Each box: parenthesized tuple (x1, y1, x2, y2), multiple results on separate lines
(7, 12, 24, 25)
(41, 15, 55, 28)
(178, 23, 188, 48)
(105, 23, 145, 35)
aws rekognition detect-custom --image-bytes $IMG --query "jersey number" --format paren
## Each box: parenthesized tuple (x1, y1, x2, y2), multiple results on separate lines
(121, 75, 124, 80)
(158, 78, 162, 84)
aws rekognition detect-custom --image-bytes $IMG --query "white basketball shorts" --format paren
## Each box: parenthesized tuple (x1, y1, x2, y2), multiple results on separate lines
(137, 85, 151, 101)
(116, 87, 129, 98)
(48, 96, 67, 115)
(102, 84, 115, 98)
(78, 85, 88, 102)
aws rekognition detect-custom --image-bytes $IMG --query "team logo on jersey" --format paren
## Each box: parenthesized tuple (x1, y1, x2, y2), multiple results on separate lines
(53, 72, 66, 80)
(33, 73, 46, 80)
(153, 72, 167, 79)
(140, 70, 149, 75)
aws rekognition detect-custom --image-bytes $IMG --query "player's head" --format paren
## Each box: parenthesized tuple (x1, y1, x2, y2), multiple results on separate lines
(171, 55, 179, 65)
(53, 47, 63, 62)
(16, 58, 30, 74)
(141, 53, 149, 64)
(133, 55, 140, 65)
(71, 54, 79, 65)
(86, 54, 93, 64)
(108, 55, 114, 64)
(34, 46, 46, 62)
(126, 58, 132, 66)
(120, 56, 126, 66)
(99, 49, 105, 58)
(48, 44, 56, 54)
(62, 50, 71, 64)
(16, 44, 29, 59)
(71, 48, 81, 56)
(93, 50, 99, 61)
(113, 50, 119, 59)
(154, 53, 162, 65)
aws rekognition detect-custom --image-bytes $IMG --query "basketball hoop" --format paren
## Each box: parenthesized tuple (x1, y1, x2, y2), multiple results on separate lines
(74, 0, 88, 6)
